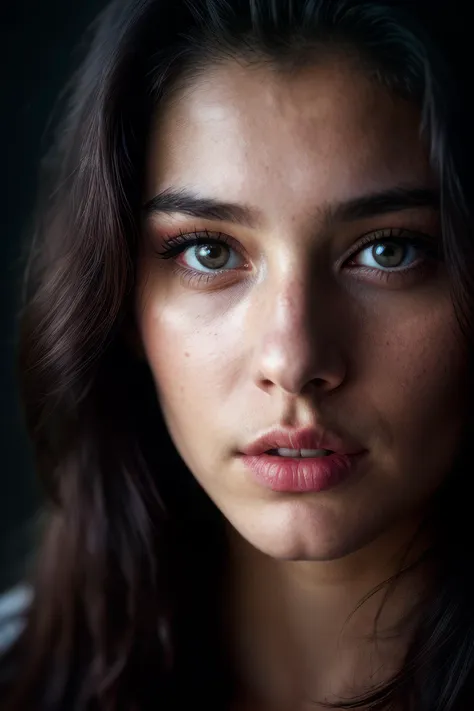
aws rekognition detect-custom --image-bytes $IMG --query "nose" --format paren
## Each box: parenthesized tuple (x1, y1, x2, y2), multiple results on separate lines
(251, 275, 347, 397)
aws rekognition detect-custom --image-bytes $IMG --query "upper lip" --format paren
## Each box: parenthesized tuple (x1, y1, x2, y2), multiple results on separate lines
(241, 426, 364, 456)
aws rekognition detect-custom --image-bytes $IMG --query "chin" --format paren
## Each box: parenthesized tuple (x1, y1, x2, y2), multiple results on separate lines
(228, 498, 370, 561)
(247, 533, 358, 562)
(253, 535, 359, 562)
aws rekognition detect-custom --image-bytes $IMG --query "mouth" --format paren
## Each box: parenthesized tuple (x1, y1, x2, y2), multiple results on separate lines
(241, 449, 365, 493)
(265, 448, 334, 458)
(240, 426, 365, 493)
(242, 425, 362, 458)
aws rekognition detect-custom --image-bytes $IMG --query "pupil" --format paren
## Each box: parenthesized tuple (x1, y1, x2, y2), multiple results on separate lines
(373, 241, 404, 267)
(197, 244, 229, 269)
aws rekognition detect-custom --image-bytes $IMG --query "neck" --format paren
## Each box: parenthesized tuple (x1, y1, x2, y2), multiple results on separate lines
(224, 519, 432, 711)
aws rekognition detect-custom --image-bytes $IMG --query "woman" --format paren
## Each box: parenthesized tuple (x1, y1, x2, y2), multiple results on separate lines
(2, 0, 474, 708)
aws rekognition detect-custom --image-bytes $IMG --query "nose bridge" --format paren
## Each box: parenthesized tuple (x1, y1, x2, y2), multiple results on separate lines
(272, 275, 312, 339)
(264, 270, 322, 357)
(252, 267, 345, 395)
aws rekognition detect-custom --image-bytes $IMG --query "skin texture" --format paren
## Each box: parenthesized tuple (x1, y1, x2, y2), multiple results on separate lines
(134, 57, 468, 708)
(136, 58, 466, 562)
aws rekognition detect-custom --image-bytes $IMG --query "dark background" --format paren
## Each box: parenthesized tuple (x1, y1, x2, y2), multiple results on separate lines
(1, 0, 108, 593)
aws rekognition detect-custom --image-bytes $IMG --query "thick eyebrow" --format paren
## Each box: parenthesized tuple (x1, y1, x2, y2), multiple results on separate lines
(143, 188, 260, 228)
(329, 186, 439, 222)
(142, 185, 439, 228)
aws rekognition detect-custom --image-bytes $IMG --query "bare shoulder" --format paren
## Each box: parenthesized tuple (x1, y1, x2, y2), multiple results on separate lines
(0, 584, 32, 654)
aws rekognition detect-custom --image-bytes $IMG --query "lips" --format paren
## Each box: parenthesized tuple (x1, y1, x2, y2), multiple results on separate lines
(240, 426, 365, 493)
(241, 426, 363, 457)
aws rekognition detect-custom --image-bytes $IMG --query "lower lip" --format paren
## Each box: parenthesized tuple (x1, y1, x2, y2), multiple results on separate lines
(241, 452, 365, 493)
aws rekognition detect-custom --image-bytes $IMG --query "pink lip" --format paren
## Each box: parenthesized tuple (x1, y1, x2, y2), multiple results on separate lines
(241, 451, 365, 493)
(240, 426, 365, 493)
(241, 426, 362, 457)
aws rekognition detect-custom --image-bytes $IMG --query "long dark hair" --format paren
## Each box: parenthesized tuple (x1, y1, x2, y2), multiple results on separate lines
(2, 0, 474, 709)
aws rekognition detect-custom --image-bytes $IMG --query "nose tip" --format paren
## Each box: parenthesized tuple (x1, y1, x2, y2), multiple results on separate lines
(250, 274, 347, 399)
(255, 331, 346, 397)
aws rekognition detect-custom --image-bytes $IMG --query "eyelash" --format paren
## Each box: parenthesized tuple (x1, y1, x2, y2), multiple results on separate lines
(154, 229, 246, 287)
(155, 229, 235, 256)
(154, 227, 440, 288)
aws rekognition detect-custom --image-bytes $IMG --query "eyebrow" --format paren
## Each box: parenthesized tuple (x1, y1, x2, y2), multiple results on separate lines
(332, 186, 439, 222)
(143, 188, 260, 228)
(142, 186, 439, 227)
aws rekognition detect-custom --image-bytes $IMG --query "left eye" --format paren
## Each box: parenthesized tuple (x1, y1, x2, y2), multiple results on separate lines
(179, 242, 245, 272)
(353, 239, 425, 270)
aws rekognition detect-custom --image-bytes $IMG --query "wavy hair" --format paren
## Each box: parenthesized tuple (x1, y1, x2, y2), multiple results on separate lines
(2, 1, 474, 709)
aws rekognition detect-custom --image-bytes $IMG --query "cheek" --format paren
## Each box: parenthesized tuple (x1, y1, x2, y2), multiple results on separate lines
(360, 299, 467, 472)
(136, 287, 246, 432)
(388, 321, 462, 411)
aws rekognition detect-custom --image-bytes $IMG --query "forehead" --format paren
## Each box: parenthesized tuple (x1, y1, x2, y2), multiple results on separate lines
(145, 58, 433, 209)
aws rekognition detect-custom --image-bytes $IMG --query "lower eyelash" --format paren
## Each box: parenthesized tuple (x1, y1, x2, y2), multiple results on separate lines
(154, 232, 245, 285)
(154, 231, 441, 288)
(168, 262, 226, 288)
(354, 259, 433, 284)
(346, 235, 440, 272)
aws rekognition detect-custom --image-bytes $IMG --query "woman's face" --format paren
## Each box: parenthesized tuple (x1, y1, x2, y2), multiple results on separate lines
(135, 57, 467, 560)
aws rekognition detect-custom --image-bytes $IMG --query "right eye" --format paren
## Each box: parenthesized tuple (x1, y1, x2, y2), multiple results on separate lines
(154, 230, 251, 285)
(176, 240, 246, 272)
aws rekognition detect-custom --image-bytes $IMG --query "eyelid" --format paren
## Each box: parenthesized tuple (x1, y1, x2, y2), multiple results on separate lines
(353, 227, 437, 250)
(152, 229, 251, 288)
(153, 226, 440, 289)
(154, 228, 245, 259)
(338, 227, 440, 265)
